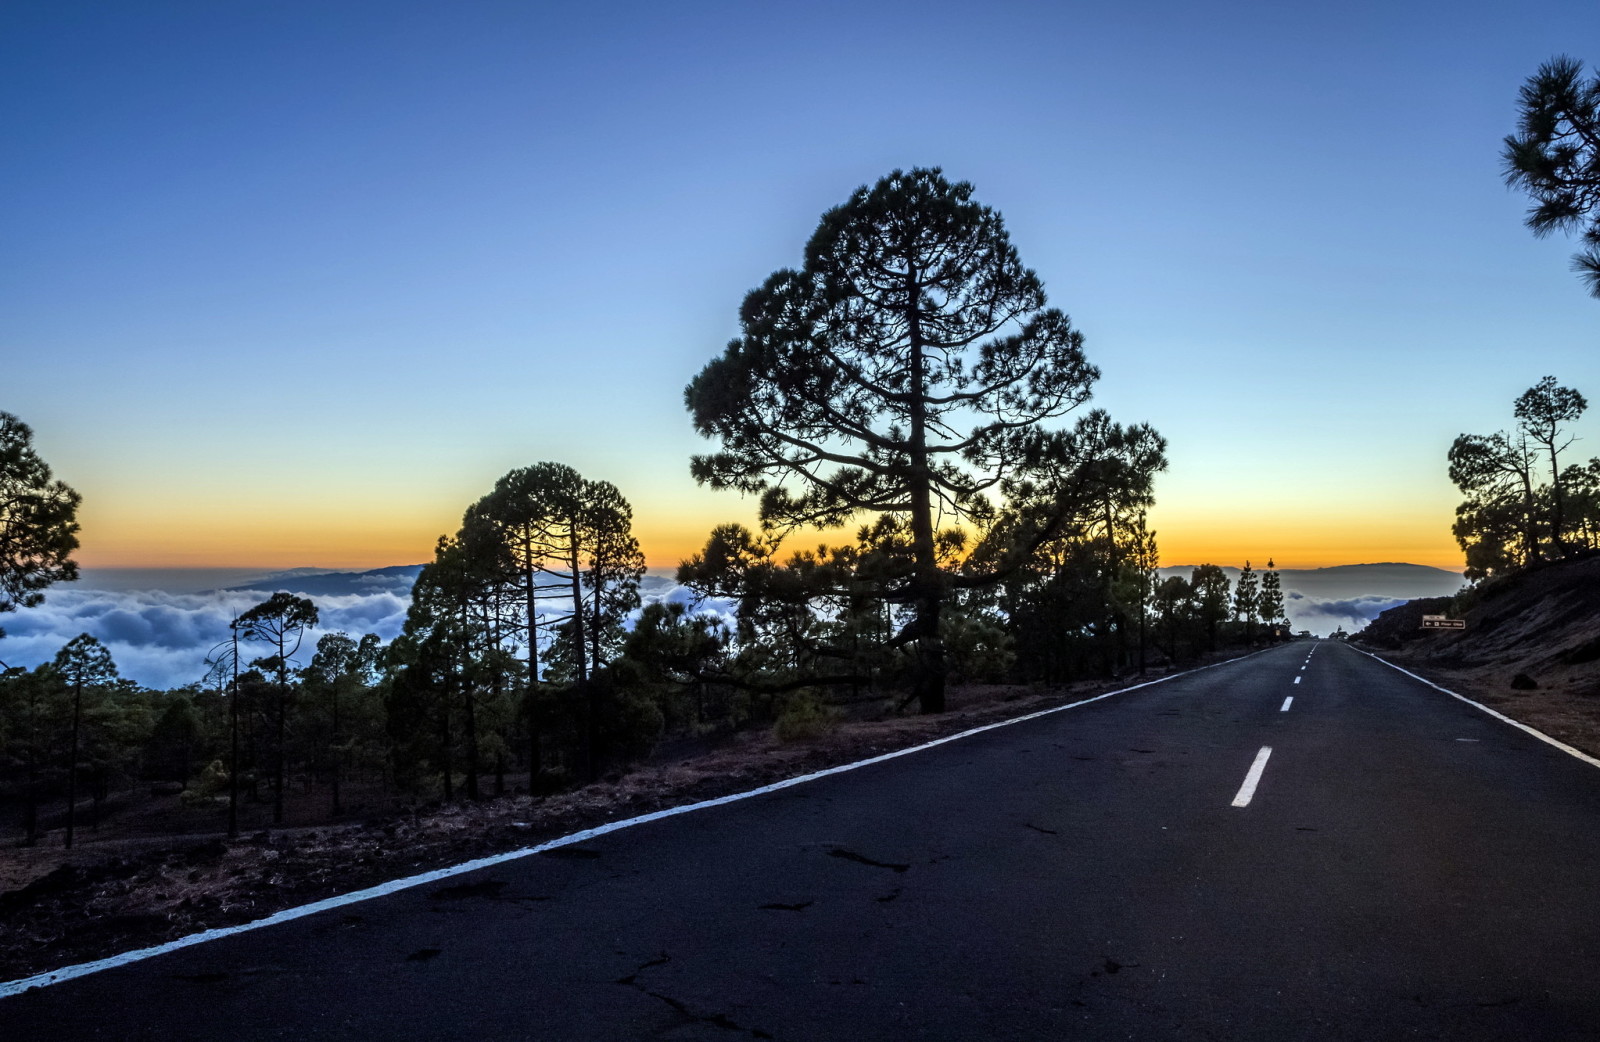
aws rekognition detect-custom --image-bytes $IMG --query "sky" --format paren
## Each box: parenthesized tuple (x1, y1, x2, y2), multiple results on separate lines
(4, 0, 1597, 576)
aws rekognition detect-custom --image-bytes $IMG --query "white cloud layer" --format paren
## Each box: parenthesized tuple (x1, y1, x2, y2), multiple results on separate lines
(1280, 592, 1408, 636)
(0, 573, 735, 690)
(0, 586, 414, 690)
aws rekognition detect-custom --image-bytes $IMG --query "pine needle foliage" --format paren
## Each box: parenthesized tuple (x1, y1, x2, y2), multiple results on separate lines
(1503, 55, 1600, 297)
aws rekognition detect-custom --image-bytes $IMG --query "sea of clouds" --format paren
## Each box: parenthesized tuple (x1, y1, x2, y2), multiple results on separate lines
(0, 569, 734, 691)
(0, 584, 414, 691)
(1277, 592, 1408, 636)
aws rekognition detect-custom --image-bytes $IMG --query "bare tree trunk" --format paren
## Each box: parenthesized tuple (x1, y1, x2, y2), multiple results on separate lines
(65, 679, 82, 849)
(439, 671, 454, 802)
(330, 677, 342, 817)
(273, 678, 286, 825)
(460, 581, 480, 802)
(905, 263, 946, 715)
(24, 711, 39, 846)
(524, 532, 542, 795)
(568, 534, 598, 780)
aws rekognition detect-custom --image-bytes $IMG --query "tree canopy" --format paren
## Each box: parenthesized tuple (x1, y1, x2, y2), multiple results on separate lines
(0, 412, 80, 637)
(1449, 376, 1595, 577)
(686, 167, 1157, 711)
(1504, 55, 1600, 297)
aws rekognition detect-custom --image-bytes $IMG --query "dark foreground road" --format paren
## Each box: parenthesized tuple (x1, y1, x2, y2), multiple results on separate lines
(6, 641, 1600, 1040)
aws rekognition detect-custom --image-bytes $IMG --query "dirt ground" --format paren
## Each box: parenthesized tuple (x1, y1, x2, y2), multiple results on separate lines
(0, 663, 1231, 986)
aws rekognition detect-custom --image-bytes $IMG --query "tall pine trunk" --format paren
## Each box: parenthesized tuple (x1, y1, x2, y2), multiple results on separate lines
(65, 678, 82, 849)
(524, 532, 542, 795)
(906, 264, 946, 715)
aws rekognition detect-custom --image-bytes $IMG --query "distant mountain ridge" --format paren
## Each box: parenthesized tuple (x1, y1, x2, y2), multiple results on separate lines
(224, 565, 426, 597)
(1159, 563, 1463, 600)
(221, 565, 681, 600)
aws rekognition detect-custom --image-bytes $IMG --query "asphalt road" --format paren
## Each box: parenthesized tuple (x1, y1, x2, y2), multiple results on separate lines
(7, 640, 1600, 1040)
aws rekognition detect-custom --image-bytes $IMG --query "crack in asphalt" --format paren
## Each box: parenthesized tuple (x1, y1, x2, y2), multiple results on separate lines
(613, 952, 774, 1038)
(826, 848, 911, 873)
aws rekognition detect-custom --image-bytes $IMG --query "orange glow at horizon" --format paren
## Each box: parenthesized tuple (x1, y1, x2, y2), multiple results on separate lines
(72, 501, 753, 573)
(72, 498, 1465, 575)
(1151, 516, 1464, 573)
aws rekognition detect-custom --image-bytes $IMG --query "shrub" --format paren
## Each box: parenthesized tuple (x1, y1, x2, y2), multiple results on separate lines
(773, 693, 839, 743)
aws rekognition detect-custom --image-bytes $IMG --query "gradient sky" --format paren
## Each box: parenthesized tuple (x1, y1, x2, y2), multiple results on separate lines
(5, 0, 1596, 574)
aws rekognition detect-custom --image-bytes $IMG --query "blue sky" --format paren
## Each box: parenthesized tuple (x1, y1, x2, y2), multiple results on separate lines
(3, 0, 1595, 571)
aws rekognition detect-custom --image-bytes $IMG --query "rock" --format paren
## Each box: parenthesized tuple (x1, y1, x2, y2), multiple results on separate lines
(1511, 672, 1539, 690)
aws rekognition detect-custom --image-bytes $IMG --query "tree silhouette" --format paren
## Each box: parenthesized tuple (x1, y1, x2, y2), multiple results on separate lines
(304, 631, 380, 815)
(1259, 559, 1287, 634)
(1233, 561, 1260, 642)
(1153, 575, 1193, 660)
(1503, 56, 1600, 296)
(579, 484, 646, 678)
(1514, 376, 1588, 553)
(52, 633, 117, 849)
(0, 412, 80, 637)
(1449, 430, 1542, 572)
(236, 592, 318, 824)
(1449, 377, 1591, 576)
(687, 168, 1107, 712)
(391, 533, 504, 800)
(1190, 565, 1232, 653)
(463, 463, 644, 783)
(205, 625, 247, 837)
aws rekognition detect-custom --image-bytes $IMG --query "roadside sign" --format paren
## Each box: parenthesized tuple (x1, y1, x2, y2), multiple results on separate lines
(1420, 617, 1466, 630)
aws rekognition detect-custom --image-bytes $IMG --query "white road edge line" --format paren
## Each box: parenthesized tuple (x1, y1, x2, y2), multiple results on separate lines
(1280, 697, 1293, 712)
(1354, 648, 1600, 771)
(1231, 746, 1273, 807)
(0, 648, 1281, 999)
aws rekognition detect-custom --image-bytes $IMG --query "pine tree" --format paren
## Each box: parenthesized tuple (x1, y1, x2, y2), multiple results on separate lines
(0, 412, 80, 637)
(687, 168, 1113, 712)
(1190, 564, 1232, 653)
(52, 634, 117, 849)
(1514, 376, 1588, 554)
(1503, 56, 1600, 296)
(236, 593, 318, 824)
(1233, 561, 1260, 642)
(1259, 558, 1287, 634)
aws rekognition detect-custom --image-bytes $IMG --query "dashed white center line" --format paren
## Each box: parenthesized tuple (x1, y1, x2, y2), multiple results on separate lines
(1280, 696, 1293, 712)
(1231, 746, 1273, 807)
(1293, 676, 1301, 684)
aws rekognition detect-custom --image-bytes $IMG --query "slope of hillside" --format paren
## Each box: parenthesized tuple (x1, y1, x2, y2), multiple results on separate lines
(1354, 554, 1600, 754)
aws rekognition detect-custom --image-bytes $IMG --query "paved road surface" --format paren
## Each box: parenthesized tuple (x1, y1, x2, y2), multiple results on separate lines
(6, 641, 1600, 1040)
